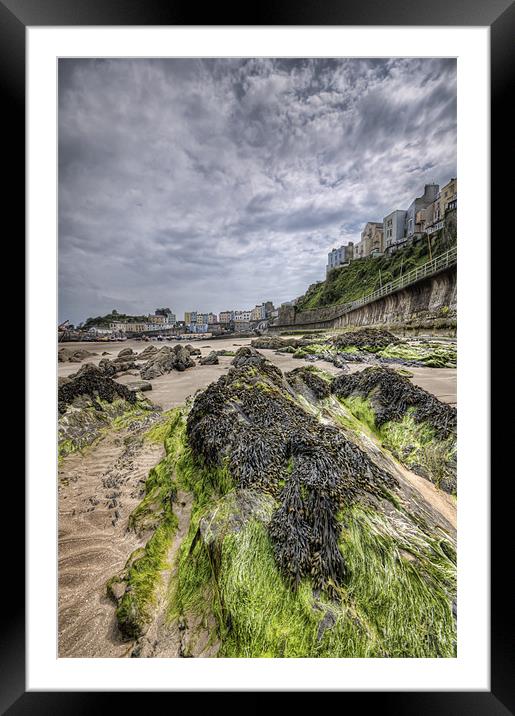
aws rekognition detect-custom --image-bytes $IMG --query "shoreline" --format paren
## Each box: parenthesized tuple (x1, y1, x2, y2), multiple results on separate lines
(58, 335, 456, 408)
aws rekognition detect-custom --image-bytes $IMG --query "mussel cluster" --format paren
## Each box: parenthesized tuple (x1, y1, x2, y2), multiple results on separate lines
(186, 349, 397, 594)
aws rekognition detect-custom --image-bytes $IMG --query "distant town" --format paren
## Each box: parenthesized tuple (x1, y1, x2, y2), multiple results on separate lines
(326, 177, 457, 273)
(59, 177, 457, 342)
(58, 302, 278, 341)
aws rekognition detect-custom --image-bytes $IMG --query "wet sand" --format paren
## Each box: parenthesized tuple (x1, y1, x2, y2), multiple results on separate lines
(58, 427, 165, 657)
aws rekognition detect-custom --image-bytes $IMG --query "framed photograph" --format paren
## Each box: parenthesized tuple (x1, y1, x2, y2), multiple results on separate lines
(6, 0, 509, 710)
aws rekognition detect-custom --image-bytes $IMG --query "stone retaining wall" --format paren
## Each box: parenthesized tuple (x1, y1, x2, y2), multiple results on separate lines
(271, 266, 456, 335)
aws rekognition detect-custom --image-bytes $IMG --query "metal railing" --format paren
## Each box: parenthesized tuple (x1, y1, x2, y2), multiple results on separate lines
(292, 246, 457, 323)
(334, 246, 457, 316)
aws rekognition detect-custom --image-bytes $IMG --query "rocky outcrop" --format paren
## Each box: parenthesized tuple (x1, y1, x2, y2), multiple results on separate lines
(332, 366, 457, 492)
(285, 366, 332, 401)
(58, 369, 137, 415)
(69, 362, 103, 379)
(140, 345, 195, 380)
(107, 350, 457, 658)
(332, 366, 456, 437)
(118, 347, 135, 358)
(125, 380, 153, 393)
(231, 346, 269, 369)
(58, 346, 96, 363)
(199, 351, 219, 365)
(136, 345, 158, 361)
(187, 353, 397, 592)
(330, 327, 399, 350)
(251, 336, 315, 350)
(251, 336, 297, 350)
(98, 357, 138, 377)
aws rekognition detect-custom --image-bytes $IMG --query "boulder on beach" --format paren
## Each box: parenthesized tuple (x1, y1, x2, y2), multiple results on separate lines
(70, 362, 104, 379)
(231, 346, 268, 369)
(285, 366, 332, 401)
(140, 345, 195, 380)
(199, 350, 219, 366)
(125, 380, 152, 392)
(118, 347, 134, 358)
(58, 346, 96, 363)
(98, 357, 138, 377)
(140, 347, 174, 379)
(330, 328, 399, 350)
(58, 370, 137, 415)
(136, 345, 158, 361)
(332, 366, 457, 493)
(251, 336, 296, 350)
(174, 345, 196, 371)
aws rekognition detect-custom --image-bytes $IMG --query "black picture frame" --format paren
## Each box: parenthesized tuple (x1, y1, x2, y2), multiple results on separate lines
(6, 0, 510, 711)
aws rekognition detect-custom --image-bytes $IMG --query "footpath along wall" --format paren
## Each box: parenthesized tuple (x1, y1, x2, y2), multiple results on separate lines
(271, 265, 457, 335)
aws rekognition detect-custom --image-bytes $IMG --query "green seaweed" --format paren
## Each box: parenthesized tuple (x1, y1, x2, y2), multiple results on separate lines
(337, 505, 456, 658)
(377, 341, 457, 368)
(115, 518, 177, 640)
(169, 507, 456, 658)
(341, 396, 378, 434)
(380, 410, 457, 490)
(110, 410, 186, 639)
(58, 398, 142, 463)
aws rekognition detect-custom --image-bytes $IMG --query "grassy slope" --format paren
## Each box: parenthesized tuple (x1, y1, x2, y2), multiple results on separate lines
(296, 231, 453, 311)
(82, 311, 149, 329)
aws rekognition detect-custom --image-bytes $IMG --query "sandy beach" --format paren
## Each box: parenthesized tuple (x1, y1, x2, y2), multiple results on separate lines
(58, 335, 457, 657)
(59, 335, 457, 408)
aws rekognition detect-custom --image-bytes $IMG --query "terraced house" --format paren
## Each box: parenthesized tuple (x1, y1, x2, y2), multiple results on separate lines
(219, 311, 233, 323)
(406, 183, 439, 237)
(356, 221, 384, 258)
(109, 321, 148, 333)
(383, 209, 407, 249)
(439, 177, 457, 214)
(326, 242, 354, 273)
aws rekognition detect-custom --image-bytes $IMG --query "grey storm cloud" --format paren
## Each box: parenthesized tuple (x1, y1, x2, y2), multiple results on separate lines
(58, 57, 456, 324)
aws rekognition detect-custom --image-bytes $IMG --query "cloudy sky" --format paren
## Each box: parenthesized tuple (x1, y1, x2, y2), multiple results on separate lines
(58, 58, 456, 325)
